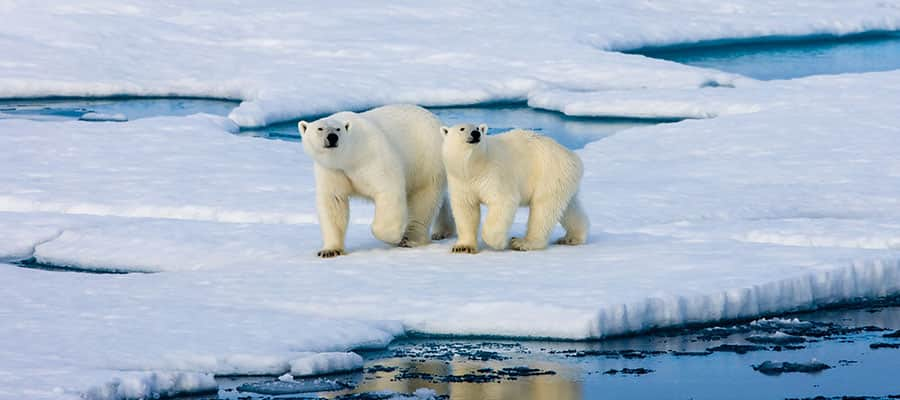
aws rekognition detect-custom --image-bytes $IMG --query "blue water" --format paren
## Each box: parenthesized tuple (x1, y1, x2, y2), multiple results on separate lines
(0, 97, 237, 121)
(186, 302, 900, 400)
(629, 32, 900, 80)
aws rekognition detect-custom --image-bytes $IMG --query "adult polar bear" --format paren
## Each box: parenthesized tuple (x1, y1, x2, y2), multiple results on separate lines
(441, 123, 588, 253)
(299, 104, 454, 257)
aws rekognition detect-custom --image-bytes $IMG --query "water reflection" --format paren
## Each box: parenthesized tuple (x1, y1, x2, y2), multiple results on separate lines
(328, 358, 581, 400)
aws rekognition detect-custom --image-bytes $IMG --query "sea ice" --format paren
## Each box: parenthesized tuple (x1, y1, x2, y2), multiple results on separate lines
(3, 2, 900, 399)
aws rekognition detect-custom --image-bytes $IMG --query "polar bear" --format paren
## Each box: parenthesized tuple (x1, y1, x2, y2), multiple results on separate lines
(441, 123, 588, 253)
(299, 104, 454, 257)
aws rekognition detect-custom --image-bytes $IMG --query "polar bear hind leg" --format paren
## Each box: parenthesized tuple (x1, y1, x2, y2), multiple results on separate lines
(509, 197, 567, 251)
(482, 199, 519, 250)
(555, 196, 589, 245)
(431, 196, 456, 240)
(371, 191, 408, 245)
(399, 184, 443, 247)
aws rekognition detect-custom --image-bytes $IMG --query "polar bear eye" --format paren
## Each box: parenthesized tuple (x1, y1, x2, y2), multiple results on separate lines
(318, 127, 323, 131)
(459, 127, 465, 132)
(336, 128, 341, 132)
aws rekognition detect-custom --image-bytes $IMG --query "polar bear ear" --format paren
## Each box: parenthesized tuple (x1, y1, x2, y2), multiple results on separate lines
(440, 126, 449, 135)
(298, 121, 308, 134)
(477, 124, 488, 135)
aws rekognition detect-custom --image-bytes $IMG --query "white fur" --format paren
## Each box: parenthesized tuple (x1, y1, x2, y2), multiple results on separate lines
(441, 123, 588, 252)
(300, 104, 454, 257)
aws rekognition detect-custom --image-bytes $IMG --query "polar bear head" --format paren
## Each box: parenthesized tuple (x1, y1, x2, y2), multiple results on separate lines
(299, 117, 353, 168)
(441, 123, 489, 174)
(441, 123, 487, 146)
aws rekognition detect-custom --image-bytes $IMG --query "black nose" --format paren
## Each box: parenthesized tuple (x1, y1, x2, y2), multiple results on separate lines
(471, 131, 481, 140)
(326, 133, 338, 146)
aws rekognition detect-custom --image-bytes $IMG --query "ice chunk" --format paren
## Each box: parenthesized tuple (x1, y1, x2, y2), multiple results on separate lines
(752, 360, 831, 375)
(745, 332, 807, 345)
(237, 377, 350, 395)
(289, 352, 365, 377)
(79, 112, 127, 122)
(82, 372, 216, 400)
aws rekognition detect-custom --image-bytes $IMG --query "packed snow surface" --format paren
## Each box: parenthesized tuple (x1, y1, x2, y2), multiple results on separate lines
(3, 1, 900, 400)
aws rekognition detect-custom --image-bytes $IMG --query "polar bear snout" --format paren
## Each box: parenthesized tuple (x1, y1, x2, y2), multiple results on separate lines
(325, 133, 339, 148)
(467, 131, 481, 144)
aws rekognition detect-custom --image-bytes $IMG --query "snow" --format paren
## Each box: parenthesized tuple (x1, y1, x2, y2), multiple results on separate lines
(3, 1, 900, 399)
(2, 1, 900, 127)
(0, 115, 314, 225)
(0, 262, 403, 399)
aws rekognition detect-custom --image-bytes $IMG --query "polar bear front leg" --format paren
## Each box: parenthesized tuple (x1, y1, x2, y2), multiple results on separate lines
(482, 199, 518, 250)
(316, 192, 349, 258)
(449, 191, 480, 254)
(315, 166, 352, 258)
(372, 191, 408, 245)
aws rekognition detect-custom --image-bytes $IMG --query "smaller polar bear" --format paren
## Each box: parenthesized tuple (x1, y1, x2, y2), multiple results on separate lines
(300, 104, 454, 258)
(441, 123, 589, 252)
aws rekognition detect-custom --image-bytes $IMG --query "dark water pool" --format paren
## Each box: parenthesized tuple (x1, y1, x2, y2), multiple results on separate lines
(244, 104, 657, 149)
(178, 299, 900, 400)
(0, 98, 658, 150)
(628, 32, 900, 80)
(0, 97, 237, 121)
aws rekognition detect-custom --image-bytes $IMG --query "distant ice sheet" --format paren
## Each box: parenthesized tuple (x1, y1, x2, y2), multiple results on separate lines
(3, 1, 899, 126)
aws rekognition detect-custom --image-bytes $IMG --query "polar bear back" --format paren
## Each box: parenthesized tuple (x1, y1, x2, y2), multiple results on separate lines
(481, 129, 582, 204)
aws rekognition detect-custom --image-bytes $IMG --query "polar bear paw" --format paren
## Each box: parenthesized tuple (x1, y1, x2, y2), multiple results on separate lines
(555, 235, 585, 246)
(431, 230, 454, 241)
(317, 248, 345, 258)
(509, 237, 546, 251)
(399, 235, 432, 248)
(451, 244, 478, 254)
